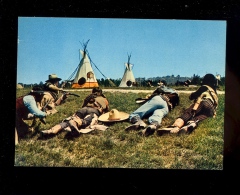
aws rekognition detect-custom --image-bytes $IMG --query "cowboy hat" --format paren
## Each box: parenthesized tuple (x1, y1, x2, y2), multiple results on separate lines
(45, 74, 62, 82)
(98, 109, 129, 122)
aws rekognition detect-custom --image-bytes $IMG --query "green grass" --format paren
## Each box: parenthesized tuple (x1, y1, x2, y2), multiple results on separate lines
(15, 88, 224, 170)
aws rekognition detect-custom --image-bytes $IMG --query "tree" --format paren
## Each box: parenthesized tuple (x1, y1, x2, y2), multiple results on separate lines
(191, 74, 201, 85)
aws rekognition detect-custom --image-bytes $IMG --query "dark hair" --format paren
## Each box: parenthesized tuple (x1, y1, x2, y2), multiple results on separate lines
(166, 93, 180, 111)
(92, 87, 102, 95)
(202, 74, 217, 90)
(160, 80, 167, 86)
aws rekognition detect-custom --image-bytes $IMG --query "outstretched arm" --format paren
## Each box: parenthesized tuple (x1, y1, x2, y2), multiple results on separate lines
(47, 83, 63, 91)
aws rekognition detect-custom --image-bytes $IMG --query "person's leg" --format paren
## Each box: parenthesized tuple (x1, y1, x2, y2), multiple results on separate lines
(15, 128, 18, 145)
(127, 96, 168, 135)
(148, 104, 169, 125)
(125, 100, 155, 131)
(178, 120, 199, 134)
(69, 113, 99, 135)
(157, 100, 213, 135)
(124, 115, 147, 131)
(142, 106, 169, 136)
(69, 108, 100, 134)
(178, 100, 214, 134)
(15, 114, 31, 138)
(129, 96, 165, 120)
(141, 98, 168, 136)
(156, 117, 185, 136)
(75, 107, 89, 119)
(40, 121, 67, 136)
(157, 102, 195, 136)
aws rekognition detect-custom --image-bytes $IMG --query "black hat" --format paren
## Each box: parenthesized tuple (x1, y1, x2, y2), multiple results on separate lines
(202, 74, 217, 85)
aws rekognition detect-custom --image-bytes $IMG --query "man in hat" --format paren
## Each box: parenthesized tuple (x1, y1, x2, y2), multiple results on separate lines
(40, 74, 66, 115)
(125, 80, 179, 137)
(157, 73, 219, 136)
(40, 87, 109, 136)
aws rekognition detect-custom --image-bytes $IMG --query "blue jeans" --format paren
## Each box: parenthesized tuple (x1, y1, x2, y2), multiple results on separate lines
(23, 95, 46, 118)
(129, 95, 169, 125)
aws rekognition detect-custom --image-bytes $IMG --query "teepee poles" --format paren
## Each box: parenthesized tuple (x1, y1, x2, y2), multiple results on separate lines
(68, 39, 116, 88)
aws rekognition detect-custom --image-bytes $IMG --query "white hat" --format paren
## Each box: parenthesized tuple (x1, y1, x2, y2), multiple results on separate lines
(98, 109, 129, 122)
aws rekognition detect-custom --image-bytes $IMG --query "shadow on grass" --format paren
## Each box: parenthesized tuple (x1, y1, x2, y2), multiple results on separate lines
(64, 131, 82, 140)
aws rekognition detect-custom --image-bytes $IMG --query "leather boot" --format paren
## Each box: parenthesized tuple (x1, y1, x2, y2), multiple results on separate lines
(125, 116, 146, 131)
(178, 120, 198, 135)
(141, 121, 160, 137)
(40, 124, 62, 136)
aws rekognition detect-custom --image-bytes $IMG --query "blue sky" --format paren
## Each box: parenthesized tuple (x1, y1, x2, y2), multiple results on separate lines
(17, 17, 226, 84)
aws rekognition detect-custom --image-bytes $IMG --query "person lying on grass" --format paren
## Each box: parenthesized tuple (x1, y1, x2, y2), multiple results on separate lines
(40, 87, 109, 137)
(125, 80, 179, 137)
(157, 73, 219, 136)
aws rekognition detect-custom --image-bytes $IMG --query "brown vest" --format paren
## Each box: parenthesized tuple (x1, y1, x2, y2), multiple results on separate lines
(86, 96, 109, 113)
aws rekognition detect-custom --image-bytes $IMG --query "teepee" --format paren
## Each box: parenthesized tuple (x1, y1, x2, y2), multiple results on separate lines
(119, 54, 136, 87)
(71, 40, 99, 88)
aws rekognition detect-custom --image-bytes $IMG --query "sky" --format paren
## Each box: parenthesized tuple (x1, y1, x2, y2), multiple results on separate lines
(17, 17, 226, 84)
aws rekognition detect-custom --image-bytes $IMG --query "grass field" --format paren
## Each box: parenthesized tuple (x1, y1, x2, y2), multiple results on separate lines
(15, 87, 224, 170)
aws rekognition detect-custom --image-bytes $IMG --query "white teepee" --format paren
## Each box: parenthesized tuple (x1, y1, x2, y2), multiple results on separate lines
(119, 54, 135, 87)
(71, 41, 99, 88)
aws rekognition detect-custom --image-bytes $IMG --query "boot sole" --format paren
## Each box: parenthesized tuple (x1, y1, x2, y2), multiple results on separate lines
(125, 125, 145, 131)
(71, 128, 81, 135)
(143, 127, 155, 136)
(156, 129, 171, 136)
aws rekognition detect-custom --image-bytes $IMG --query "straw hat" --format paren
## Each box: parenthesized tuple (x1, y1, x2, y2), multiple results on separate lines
(45, 74, 62, 82)
(98, 109, 129, 122)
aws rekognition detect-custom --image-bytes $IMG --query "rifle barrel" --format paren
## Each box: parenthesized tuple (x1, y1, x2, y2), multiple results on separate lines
(62, 91, 80, 97)
(69, 93, 80, 97)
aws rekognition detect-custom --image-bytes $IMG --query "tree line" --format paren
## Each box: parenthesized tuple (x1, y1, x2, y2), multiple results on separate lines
(17, 74, 225, 88)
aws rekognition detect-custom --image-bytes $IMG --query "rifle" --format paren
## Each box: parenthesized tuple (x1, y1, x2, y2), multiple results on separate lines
(30, 90, 80, 97)
(54, 91, 80, 106)
(135, 98, 149, 104)
(62, 91, 80, 97)
(42, 98, 51, 112)
(60, 81, 80, 97)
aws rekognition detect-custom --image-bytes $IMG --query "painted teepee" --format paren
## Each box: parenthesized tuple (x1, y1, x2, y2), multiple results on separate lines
(71, 40, 99, 88)
(119, 54, 136, 87)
